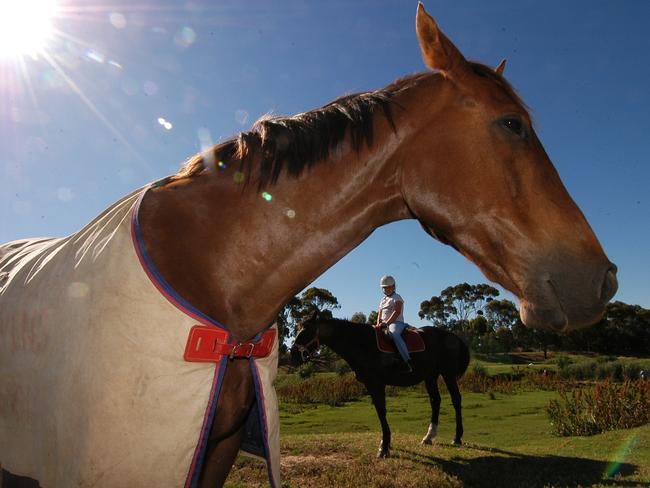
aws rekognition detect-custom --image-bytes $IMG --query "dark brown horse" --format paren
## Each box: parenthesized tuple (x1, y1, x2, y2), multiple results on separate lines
(291, 312, 470, 458)
(1, 4, 617, 487)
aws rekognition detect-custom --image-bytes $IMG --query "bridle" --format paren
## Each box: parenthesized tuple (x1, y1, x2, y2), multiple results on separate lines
(293, 326, 320, 362)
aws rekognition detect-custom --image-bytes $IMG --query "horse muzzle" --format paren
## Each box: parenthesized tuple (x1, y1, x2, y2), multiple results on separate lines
(519, 263, 618, 332)
(290, 346, 309, 365)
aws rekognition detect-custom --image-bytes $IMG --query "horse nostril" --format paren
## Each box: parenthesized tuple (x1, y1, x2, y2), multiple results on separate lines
(600, 264, 618, 302)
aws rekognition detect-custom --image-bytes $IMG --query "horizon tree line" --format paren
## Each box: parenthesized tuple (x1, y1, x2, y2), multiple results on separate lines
(276, 284, 650, 358)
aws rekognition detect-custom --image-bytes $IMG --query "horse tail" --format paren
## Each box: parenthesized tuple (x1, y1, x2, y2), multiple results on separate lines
(456, 337, 470, 378)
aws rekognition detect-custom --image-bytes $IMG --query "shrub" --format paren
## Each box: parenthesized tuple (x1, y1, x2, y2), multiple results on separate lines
(471, 362, 487, 377)
(623, 362, 644, 380)
(459, 365, 519, 394)
(595, 361, 624, 381)
(547, 380, 650, 436)
(559, 360, 597, 380)
(556, 354, 573, 370)
(557, 358, 650, 381)
(460, 366, 489, 393)
(596, 355, 617, 363)
(296, 362, 318, 379)
(277, 373, 366, 406)
(334, 359, 352, 376)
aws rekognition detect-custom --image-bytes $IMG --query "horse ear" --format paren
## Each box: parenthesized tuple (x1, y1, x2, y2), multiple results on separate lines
(495, 59, 507, 75)
(416, 3, 470, 78)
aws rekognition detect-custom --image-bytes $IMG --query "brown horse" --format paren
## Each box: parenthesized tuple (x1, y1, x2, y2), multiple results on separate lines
(0, 4, 617, 488)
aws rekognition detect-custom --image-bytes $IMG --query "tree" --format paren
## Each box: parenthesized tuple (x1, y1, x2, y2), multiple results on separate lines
(469, 315, 489, 336)
(494, 326, 515, 351)
(350, 312, 367, 324)
(367, 310, 378, 325)
(276, 287, 340, 352)
(510, 321, 533, 350)
(484, 299, 520, 330)
(532, 329, 560, 360)
(601, 301, 650, 355)
(275, 296, 301, 354)
(561, 301, 650, 355)
(419, 295, 454, 327)
(419, 283, 499, 331)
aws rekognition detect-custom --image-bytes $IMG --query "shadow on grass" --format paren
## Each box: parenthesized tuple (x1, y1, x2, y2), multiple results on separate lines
(393, 444, 647, 488)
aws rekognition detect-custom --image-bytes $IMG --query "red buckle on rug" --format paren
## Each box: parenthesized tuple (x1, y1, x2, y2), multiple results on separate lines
(184, 325, 276, 363)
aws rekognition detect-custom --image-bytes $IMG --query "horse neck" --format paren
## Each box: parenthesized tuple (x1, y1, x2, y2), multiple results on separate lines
(138, 120, 412, 340)
(316, 320, 358, 361)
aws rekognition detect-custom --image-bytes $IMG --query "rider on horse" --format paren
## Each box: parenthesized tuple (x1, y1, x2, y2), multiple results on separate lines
(375, 275, 414, 373)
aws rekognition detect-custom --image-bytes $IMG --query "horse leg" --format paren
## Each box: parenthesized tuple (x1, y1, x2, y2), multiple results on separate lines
(198, 359, 256, 488)
(442, 374, 463, 445)
(421, 374, 441, 445)
(367, 383, 391, 458)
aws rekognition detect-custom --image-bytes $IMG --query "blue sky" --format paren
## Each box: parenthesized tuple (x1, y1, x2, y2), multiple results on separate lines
(1, 0, 648, 326)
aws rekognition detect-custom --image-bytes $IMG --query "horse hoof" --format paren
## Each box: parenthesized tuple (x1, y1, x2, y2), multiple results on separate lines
(377, 450, 390, 458)
(421, 438, 432, 445)
(451, 439, 462, 446)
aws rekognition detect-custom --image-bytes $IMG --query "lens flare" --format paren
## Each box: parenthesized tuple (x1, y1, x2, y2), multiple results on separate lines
(157, 117, 173, 131)
(262, 192, 273, 202)
(174, 27, 196, 48)
(108, 12, 126, 30)
(605, 434, 639, 479)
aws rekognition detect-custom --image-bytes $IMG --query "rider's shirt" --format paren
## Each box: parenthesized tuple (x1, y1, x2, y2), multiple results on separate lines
(379, 292, 404, 323)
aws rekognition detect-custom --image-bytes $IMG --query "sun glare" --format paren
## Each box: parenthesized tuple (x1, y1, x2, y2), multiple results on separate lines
(0, 0, 58, 59)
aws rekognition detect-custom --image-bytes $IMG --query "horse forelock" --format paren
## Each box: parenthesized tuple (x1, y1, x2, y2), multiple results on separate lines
(468, 62, 529, 113)
(172, 73, 433, 189)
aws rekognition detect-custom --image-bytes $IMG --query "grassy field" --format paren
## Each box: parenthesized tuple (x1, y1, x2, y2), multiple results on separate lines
(225, 358, 650, 487)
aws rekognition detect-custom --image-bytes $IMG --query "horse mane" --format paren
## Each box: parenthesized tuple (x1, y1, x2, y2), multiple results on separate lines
(172, 63, 523, 189)
(172, 73, 429, 189)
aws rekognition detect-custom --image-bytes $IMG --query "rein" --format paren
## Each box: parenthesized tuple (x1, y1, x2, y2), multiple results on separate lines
(294, 327, 321, 361)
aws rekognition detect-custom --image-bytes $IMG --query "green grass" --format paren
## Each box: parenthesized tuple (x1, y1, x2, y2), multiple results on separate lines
(225, 376, 650, 487)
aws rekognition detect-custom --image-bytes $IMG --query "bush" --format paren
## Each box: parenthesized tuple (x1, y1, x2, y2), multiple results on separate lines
(296, 362, 318, 379)
(596, 361, 623, 381)
(547, 380, 650, 436)
(459, 365, 519, 394)
(471, 363, 487, 377)
(596, 355, 617, 363)
(277, 373, 366, 406)
(556, 355, 573, 370)
(558, 360, 597, 380)
(335, 359, 352, 376)
(623, 362, 645, 380)
(557, 358, 650, 381)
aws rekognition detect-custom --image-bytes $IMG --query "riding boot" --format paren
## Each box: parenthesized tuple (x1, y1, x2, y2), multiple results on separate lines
(399, 360, 414, 373)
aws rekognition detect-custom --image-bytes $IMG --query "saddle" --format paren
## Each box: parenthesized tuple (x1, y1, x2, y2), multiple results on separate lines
(374, 326, 425, 354)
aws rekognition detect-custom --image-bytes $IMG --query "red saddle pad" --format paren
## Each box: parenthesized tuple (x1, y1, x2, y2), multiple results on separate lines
(375, 326, 425, 354)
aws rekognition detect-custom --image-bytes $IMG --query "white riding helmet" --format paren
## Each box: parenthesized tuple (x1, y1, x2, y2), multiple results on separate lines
(379, 275, 395, 287)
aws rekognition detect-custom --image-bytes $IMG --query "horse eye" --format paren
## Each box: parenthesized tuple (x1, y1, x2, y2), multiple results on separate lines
(501, 117, 525, 138)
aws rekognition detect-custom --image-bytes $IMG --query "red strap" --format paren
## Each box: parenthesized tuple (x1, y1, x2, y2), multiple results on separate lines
(184, 325, 276, 363)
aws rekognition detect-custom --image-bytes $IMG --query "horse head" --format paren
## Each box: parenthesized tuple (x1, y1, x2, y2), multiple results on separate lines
(290, 312, 322, 365)
(396, 4, 617, 332)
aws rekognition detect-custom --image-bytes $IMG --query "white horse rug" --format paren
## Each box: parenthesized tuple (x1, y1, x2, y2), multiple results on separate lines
(0, 187, 280, 487)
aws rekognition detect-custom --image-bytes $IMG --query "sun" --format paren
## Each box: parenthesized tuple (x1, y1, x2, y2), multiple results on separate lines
(0, 0, 58, 59)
